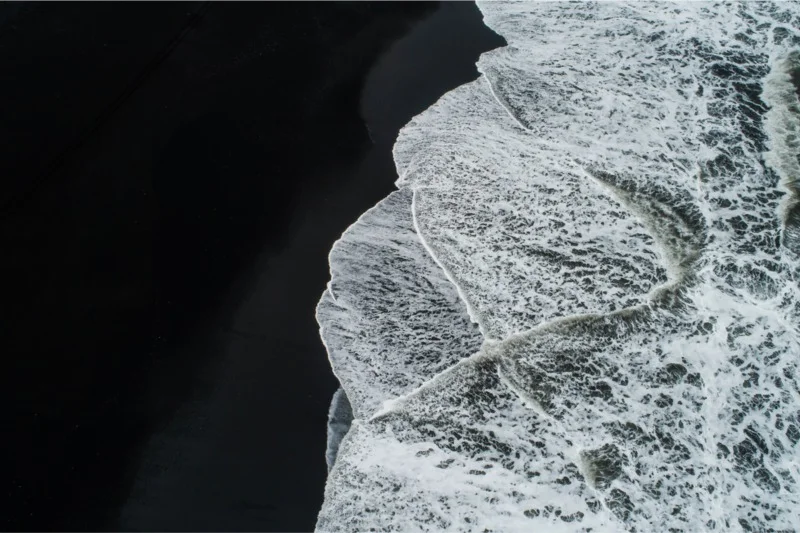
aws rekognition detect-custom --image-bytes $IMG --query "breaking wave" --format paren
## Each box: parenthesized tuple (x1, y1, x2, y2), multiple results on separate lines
(317, 2, 800, 531)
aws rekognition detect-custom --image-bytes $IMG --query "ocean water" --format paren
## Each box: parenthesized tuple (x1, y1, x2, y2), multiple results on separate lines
(317, 2, 800, 531)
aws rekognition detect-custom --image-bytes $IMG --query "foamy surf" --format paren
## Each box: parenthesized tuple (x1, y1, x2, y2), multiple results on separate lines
(317, 2, 800, 531)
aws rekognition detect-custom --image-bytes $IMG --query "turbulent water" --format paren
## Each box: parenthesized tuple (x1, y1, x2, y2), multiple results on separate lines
(316, 2, 800, 531)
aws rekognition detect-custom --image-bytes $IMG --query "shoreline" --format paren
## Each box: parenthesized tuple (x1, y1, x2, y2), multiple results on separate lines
(1, 3, 503, 530)
(116, 3, 504, 532)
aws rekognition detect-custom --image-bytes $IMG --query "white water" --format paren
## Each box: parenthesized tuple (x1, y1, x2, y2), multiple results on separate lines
(317, 2, 800, 531)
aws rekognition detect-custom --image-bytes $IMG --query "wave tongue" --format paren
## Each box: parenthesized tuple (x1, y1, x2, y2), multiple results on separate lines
(319, 355, 613, 532)
(317, 188, 482, 421)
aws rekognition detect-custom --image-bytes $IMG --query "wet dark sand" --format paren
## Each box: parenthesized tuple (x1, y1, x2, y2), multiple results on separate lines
(1, 2, 503, 531)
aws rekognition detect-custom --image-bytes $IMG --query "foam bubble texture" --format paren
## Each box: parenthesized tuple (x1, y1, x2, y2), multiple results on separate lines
(317, 2, 800, 531)
(396, 80, 669, 340)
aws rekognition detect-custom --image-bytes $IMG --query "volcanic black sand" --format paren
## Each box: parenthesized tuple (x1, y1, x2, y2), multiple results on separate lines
(0, 2, 504, 530)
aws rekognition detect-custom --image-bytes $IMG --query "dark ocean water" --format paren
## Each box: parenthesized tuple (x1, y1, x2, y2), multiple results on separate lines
(0, 2, 503, 530)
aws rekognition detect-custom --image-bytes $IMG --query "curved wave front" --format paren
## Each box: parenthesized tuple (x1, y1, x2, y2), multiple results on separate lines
(317, 3, 800, 531)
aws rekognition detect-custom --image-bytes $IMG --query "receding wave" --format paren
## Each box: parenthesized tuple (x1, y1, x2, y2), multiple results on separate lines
(317, 2, 800, 531)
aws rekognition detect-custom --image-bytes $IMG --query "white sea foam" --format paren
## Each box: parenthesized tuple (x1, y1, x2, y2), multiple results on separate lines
(317, 189, 483, 421)
(317, 2, 800, 531)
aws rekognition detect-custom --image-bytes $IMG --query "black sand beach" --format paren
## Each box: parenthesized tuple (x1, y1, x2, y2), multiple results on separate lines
(0, 2, 503, 530)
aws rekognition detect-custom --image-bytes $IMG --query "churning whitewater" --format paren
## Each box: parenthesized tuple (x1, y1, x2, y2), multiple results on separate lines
(317, 2, 800, 531)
